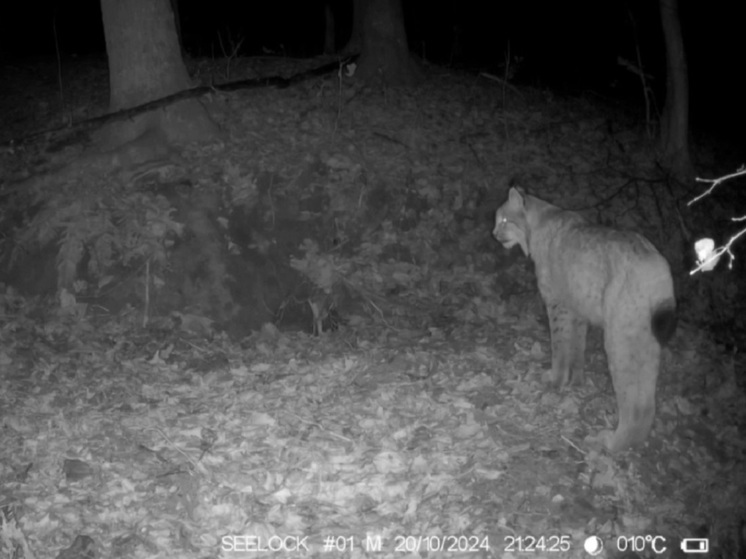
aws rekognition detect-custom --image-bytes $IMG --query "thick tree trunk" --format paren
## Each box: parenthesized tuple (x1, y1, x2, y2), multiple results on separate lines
(659, 0, 693, 180)
(99, 0, 218, 149)
(170, 0, 183, 53)
(354, 0, 422, 86)
(341, 0, 364, 55)
(324, 0, 336, 54)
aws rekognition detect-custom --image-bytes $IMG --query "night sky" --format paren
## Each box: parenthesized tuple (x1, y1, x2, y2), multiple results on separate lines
(1, 0, 744, 147)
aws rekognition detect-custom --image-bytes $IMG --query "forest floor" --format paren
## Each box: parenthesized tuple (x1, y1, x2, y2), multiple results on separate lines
(0, 54, 744, 559)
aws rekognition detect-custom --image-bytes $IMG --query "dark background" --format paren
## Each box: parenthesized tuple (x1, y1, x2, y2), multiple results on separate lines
(1, 0, 744, 148)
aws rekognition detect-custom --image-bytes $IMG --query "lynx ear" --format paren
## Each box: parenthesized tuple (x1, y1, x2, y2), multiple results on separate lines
(508, 187, 526, 207)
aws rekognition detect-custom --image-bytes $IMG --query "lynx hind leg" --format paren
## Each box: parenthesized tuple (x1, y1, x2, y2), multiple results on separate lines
(546, 302, 588, 387)
(602, 325, 660, 453)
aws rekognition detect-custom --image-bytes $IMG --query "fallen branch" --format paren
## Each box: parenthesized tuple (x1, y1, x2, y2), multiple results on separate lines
(6, 55, 359, 148)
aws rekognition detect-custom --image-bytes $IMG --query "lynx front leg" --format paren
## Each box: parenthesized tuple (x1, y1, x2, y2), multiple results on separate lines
(546, 302, 588, 387)
(601, 327, 660, 453)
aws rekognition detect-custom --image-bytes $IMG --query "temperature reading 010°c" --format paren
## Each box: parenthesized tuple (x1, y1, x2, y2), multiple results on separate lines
(617, 535, 668, 555)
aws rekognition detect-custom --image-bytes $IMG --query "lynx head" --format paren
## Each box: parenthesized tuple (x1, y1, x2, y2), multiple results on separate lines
(493, 187, 530, 256)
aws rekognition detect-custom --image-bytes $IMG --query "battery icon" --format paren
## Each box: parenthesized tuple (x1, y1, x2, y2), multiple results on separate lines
(680, 538, 709, 553)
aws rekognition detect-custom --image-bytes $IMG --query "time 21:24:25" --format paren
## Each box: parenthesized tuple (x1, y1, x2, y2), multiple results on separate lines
(504, 535, 572, 553)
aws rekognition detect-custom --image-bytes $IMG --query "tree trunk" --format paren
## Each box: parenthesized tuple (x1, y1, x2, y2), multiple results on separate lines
(353, 0, 422, 86)
(324, 0, 336, 54)
(659, 0, 693, 180)
(170, 0, 184, 54)
(341, 0, 364, 55)
(99, 0, 218, 150)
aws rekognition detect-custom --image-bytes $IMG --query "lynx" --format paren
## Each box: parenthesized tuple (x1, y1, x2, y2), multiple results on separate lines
(493, 187, 677, 453)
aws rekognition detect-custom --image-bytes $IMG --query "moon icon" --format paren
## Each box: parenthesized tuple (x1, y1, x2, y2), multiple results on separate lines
(584, 535, 603, 555)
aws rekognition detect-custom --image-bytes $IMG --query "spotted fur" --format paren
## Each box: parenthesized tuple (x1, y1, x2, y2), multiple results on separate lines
(494, 187, 676, 453)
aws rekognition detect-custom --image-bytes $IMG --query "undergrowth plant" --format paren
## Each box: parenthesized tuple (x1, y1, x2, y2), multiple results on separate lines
(12, 183, 183, 294)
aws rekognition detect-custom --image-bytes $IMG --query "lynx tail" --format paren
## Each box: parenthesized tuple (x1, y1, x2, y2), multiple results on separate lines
(651, 302, 677, 346)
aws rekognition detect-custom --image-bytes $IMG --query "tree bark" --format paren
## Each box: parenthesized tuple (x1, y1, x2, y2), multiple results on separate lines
(324, 0, 336, 54)
(341, 0, 364, 55)
(99, 0, 218, 149)
(170, 0, 183, 52)
(659, 0, 693, 180)
(352, 0, 422, 86)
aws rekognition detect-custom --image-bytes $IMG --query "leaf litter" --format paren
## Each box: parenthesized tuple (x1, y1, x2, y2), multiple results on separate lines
(0, 56, 745, 559)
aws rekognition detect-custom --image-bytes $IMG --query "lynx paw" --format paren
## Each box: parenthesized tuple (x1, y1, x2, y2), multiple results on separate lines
(541, 368, 555, 385)
(584, 430, 618, 453)
(541, 368, 565, 388)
